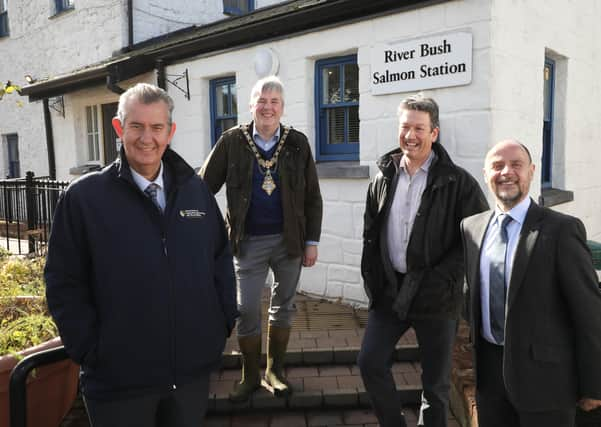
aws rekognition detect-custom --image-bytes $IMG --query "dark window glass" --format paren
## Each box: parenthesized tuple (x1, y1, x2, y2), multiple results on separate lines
(0, 1, 9, 37)
(223, 0, 254, 16)
(6, 134, 20, 178)
(210, 77, 237, 146)
(542, 59, 554, 188)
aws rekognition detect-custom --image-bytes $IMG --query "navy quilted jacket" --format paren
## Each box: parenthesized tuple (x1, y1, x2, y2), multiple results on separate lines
(45, 148, 237, 400)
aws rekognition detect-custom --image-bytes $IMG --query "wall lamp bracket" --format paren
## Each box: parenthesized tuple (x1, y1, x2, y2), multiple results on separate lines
(165, 69, 190, 100)
(48, 96, 65, 117)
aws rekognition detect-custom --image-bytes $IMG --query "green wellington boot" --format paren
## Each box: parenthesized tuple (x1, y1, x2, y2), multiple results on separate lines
(229, 334, 262, 402)
(262, 325, 292, 397)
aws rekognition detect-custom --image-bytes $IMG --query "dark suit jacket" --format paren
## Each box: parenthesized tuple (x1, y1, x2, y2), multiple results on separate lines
(461, 200, 601, 411)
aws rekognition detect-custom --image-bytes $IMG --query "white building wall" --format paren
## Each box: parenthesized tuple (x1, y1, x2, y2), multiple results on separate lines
(0, 0, 126, 178)
(133, 0, 288, 44)
(489, 0, 601, 239)
(166, 0, 493, 304)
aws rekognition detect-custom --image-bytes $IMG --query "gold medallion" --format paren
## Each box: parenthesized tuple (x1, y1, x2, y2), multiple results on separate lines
(262, 169, 277, 195)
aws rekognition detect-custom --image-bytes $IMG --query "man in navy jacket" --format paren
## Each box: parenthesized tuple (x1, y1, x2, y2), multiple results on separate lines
(45, 83, 237, 427)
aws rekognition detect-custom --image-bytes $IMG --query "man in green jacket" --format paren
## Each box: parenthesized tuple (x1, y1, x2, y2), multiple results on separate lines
(200, 75, 323, 401)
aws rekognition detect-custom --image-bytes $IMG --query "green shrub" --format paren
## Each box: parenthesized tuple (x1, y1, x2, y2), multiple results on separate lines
(0, 257, 45, 297)
(0, 255, 56, 357)
(0, 313, 58, 356)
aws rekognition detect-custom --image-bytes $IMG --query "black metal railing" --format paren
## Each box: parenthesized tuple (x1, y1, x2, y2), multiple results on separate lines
(0, 172, 69, 254)
(9, 346, 70, 427)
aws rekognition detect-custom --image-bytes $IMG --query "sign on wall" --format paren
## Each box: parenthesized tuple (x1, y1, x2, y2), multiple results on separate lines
(370, 32, 472, 95)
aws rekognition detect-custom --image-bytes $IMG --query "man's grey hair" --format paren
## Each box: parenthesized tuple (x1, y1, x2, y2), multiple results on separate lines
(250, 75, 285, 106)
(397, 92, 439, 130)
(116, 83, 175, 126)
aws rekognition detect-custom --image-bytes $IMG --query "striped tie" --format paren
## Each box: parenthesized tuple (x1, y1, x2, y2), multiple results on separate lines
(144, 183, 163, 214)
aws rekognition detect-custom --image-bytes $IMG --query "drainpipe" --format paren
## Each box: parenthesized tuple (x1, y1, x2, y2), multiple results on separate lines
(106, 68, 125, 95)
(42, 99, 56, 180)
(156, 59, 166, 90)
(128, 0, 134, 48)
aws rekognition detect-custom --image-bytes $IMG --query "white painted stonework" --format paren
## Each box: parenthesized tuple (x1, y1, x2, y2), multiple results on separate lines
(0, 0, 127, 178)
(160, 0, 495, 304)
(3, 0, 601, 307)
(0, 0, 289, 179)
(134, 0, 288, 43)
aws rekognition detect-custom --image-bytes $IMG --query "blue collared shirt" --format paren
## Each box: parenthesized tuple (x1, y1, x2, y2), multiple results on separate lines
(253, 126, 280, 152)
(479, 196, 531, 345)
(130, 162, 166, 211)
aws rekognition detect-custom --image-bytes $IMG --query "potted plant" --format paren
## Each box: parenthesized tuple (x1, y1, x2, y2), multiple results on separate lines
(0, 251, 79, 427)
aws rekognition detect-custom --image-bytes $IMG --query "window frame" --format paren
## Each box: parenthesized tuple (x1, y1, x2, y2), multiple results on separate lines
(223, 0, 254, 16)
(85, 105, 102, 163)
(541, 57, 555, 189)
(315, 54, 360, 162)
(209, 76, 237, 146)
(0, 0, 9, 37)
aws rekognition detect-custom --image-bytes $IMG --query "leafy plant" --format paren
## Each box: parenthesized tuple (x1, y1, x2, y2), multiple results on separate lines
(0, 313, 57, 356)
(0, 255, 56, 357)
(0, 257, 45, 297)
(0, 81, 22, 100)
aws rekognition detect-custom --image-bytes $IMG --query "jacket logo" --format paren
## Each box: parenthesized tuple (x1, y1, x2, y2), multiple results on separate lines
(179, 209, 206, 219)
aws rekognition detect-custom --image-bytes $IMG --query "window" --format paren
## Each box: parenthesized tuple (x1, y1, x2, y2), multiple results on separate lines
(542, 58, 554, 188)
(315, 55, 359, 161)
(101, 102, 119, 164)
(5, 134, 19, 178)
(538, 53, 573, 207)
(55, 0, 74, 14)
(223, 0, 254, 16)
(86, 105, 101, 162)
(210, 77, 237, 146)
(0, 0, 8, 37)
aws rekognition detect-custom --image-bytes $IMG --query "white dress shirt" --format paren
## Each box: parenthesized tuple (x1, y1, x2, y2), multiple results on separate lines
(386, 151, 435, 273)
(479, 196, 531, 344)
(130, 161, 166, 211)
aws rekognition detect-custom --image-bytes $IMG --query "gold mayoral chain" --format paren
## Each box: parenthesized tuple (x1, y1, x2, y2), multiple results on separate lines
(241, 124, 291, 196)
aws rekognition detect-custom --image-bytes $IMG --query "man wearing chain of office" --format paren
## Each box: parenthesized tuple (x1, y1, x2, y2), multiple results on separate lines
(200, 75, 323, 402)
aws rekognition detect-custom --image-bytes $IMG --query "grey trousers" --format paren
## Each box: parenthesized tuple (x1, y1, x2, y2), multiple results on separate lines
(234, 234, 302, 337)
(358, 303, 457, 427)
(83, 374, 210, 427)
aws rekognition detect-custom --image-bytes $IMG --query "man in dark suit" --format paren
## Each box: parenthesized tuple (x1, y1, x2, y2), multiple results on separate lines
(461, 139, 601, 427)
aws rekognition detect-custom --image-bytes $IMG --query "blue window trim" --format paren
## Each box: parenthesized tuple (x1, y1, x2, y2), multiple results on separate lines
(542, 58, 555, 188)
(223, 0, 254, 16)
(210, 76, 237, 147)
(315, 54, 359, 162)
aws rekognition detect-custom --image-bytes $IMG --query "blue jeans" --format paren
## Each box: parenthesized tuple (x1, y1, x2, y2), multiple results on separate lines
(358, 304, 457, 427)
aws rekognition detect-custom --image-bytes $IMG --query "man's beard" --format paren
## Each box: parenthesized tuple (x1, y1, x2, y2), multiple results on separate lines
(496, 187, 522, 206)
